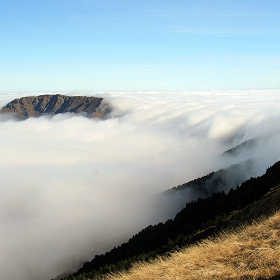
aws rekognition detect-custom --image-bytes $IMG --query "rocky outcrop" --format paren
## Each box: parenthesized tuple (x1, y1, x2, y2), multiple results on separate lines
(0, 94, 110, 119)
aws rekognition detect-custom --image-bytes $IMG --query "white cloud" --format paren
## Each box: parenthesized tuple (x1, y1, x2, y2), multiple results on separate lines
(0, 89, 280, 279)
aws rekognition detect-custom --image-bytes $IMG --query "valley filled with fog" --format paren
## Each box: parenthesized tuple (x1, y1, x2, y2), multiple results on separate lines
(0, 90, 280, 280)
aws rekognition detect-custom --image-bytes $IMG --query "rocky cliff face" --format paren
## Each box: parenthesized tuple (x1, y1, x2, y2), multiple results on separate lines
(0, 94, 110, 119)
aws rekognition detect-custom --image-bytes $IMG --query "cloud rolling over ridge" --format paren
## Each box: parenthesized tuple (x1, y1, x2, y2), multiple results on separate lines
(0, 90, 280, 280)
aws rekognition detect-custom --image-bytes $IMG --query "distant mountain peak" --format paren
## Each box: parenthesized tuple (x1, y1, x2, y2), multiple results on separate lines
(0, 94, 111, 119)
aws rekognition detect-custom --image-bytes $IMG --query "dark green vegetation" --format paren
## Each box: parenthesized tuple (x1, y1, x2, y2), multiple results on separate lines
(169, 159, 257, 196)
(63, 160, 280, 280)
(0, 94, 110, 119)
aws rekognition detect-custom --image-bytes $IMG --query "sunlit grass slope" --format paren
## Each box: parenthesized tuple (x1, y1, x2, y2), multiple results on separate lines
(107, 211, 280, 280)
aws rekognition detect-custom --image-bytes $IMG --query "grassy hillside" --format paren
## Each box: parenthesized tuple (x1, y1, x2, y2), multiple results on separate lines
(63, 161, 280, 280)
(108, 210, 280, 280)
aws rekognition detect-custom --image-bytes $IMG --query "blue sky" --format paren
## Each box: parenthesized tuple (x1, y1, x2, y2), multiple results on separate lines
(1, 0, 280, 91)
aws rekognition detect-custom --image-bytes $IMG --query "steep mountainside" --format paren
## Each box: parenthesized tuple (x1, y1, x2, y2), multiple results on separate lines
(107, 210, 280, 280)
(0, 94, 110, 119)
(62, 161, 280, 280)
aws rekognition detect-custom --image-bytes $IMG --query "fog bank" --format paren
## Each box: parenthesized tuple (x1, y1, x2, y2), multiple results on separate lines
(0, 90, 280, 280)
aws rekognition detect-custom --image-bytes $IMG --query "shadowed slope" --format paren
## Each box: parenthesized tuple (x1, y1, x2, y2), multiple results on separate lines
(222, 131, 280, 158)
(167, 159, 257, 197)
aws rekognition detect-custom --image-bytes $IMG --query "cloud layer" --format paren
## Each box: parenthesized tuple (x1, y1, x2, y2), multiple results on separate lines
(0, 90, 280, 280)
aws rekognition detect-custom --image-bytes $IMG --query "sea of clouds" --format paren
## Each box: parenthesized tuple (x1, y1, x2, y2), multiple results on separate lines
(0, 90, 280, 280)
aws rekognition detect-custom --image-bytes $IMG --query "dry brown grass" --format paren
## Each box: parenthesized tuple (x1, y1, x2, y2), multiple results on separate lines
(106, 211, 280, 280)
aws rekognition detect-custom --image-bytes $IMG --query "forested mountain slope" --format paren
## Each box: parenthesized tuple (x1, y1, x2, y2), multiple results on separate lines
(167, 159, 256, 196)
(62, 160, 280, 280)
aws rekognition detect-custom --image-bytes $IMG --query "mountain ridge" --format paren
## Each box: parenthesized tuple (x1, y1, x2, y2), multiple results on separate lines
(0, 94, 110, 119)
